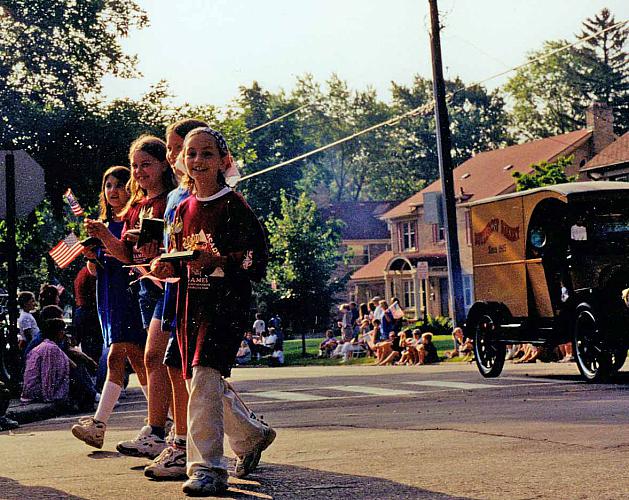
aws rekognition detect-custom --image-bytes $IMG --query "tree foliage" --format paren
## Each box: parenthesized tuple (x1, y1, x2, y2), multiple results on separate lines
(512, 155, 576, 192)
(261, 191, 345, 331)
(505, 8, 627, 138)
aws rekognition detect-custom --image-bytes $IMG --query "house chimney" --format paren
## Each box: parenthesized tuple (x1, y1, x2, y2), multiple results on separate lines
(586, 102, 615, 154)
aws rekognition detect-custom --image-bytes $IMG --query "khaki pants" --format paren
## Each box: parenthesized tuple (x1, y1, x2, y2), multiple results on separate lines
(185, 365, 267, 475)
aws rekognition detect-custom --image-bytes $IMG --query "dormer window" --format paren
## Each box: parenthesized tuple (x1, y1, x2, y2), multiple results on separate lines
(503, 164, 514, 171)
(399, 221, 417, 251)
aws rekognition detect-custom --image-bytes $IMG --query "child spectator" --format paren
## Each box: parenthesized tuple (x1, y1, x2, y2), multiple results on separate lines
(319, 330, 338, 358)
(252, 313, 265, 336)
(235, 340, 252, 365)
(17, 291, 38, 350)
(417, 332, 439, 365)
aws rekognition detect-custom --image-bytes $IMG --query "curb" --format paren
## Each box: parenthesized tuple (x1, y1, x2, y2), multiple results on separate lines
(5, 400, 64, 425)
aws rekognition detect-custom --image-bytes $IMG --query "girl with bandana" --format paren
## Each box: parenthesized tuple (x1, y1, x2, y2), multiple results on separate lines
(152, 127, 275, 496)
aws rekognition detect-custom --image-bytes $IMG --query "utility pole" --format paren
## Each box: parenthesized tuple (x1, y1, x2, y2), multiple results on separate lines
(428, 0, 466, 326)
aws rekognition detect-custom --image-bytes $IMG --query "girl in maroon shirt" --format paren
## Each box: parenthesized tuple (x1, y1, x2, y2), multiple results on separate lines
(153, 127, 274, 496)
(86, 136, 176, 459)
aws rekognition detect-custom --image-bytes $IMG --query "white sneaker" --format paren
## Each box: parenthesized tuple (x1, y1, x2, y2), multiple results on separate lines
(71, 416, 106, 449)
(116, 425, 167, 459)
(144, 446, 187, 480)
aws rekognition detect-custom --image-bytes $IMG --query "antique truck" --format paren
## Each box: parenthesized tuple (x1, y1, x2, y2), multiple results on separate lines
(464, 182, 629, 382)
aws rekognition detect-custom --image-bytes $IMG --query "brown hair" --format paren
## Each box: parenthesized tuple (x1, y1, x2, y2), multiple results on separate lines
(166, 118, 209, 141)
(98, 166, 130, 221)
(120, 135, 175, 217)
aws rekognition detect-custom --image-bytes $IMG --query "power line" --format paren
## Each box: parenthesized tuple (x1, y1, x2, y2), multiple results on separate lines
(246, 103, 312, 133)
(237, 19, 628, 185)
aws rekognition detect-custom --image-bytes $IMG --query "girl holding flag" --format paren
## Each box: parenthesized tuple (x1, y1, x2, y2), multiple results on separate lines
(71, 166, 148, 449)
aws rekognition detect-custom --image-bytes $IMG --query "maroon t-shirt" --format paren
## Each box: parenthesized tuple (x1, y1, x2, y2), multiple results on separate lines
(122, 191, 168, 264)
(172, 189, 268, 378)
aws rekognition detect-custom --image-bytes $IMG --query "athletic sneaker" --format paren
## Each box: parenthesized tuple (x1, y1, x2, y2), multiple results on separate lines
(182, 469, 228, 497)
(144, 446, 187, 480)
(233, 426, 277, 478)
(116, 425, 167, 459)
(71, 417, 106, 449)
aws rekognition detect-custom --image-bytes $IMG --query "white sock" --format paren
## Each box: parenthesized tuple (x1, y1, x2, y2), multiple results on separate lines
(94, 381, 122, 424)
(140, 384, 149, 401)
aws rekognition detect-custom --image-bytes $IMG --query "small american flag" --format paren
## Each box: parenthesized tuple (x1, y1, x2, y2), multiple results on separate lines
(64, 188, 85, 216)
(49, 233, 84, 269)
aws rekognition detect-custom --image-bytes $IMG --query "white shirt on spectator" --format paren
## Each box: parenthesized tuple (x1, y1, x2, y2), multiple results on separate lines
(18, 310, 38, 342)
(264, 333, 277, 349)
(253, 319, 266, 335)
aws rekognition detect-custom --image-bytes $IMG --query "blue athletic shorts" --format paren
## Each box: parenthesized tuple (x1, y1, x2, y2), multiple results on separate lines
(138, 280, 164, 329)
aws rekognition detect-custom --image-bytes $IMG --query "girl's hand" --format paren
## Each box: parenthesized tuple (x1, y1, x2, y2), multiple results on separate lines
(138, 240, 160, 260)
(82, 246, 98, 260)
(189, 251, 224, 274)
(84, 218, 109, 239)
(150, 259, 175, 279)
(122, 230, 139, 245)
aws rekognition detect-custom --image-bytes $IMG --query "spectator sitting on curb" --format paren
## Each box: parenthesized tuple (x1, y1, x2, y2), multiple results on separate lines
(378, 331, 405, 366)
(416, 332, 439, 365)
(21, 315, 71, 405)
(318, 330, 338, 358)
(235, 340, 252, 365)
(366, 319, 381, 356)
(398, 330, 419, 365)
(445, 327, 473, 360)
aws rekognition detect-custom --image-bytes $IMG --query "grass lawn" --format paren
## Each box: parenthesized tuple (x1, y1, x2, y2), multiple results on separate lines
(245, 335, 458, 367)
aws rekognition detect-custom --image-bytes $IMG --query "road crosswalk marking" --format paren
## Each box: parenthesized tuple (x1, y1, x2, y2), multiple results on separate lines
(326, 385, 418, 397)
(403, 381, 497, 390)
(250, 390, 328, 401)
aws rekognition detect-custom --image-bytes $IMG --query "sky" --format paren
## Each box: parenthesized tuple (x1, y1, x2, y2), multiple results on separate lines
(101, 0, 628, 109)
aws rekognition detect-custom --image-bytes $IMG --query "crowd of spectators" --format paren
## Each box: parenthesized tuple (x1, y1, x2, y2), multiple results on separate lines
(16, 273, 100, 411)
(237, 313, 285, 367)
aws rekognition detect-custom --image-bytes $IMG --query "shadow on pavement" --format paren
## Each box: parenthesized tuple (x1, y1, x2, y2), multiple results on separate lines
(529, 371, 629, 385)
(0, 476, 88, 499)
(227, 462, 472, 499)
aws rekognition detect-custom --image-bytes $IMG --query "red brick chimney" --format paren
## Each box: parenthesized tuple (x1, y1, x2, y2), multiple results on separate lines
(586, 102, 615, 154)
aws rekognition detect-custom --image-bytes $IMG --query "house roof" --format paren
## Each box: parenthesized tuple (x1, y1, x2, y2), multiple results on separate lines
(349, 250, 447, 281)
(350, 250, 393, 280)
(321, 201, 399, 240)
(582, 132, 629, 171)
(381, 129, 592, 220)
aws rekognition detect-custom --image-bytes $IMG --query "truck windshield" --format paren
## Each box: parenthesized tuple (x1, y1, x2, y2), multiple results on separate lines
(570, 199, 629, 252)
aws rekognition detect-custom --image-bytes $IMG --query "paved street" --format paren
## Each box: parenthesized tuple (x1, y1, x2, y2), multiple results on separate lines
(1, 361, 628, 499)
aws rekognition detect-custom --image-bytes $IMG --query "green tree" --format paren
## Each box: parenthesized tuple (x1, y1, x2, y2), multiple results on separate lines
(504, 41, 593, 139)
(389, 76, 511, 192)
(505, 8, 627, 138)
(236, 81, 311, 217)
(291, 74, 394, 202)
(262, 191, 345, 331)
(512, 155, 576, 192)
(575, 8, 628, 134)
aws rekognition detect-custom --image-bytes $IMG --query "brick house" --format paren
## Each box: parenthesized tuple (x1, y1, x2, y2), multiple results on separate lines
(349, 103, 617, 320)
(320, 200, 399, 303)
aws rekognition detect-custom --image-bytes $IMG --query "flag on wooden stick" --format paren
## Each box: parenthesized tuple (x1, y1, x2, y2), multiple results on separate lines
(49, 233, 84, 269)
(63, 188, 85, 216)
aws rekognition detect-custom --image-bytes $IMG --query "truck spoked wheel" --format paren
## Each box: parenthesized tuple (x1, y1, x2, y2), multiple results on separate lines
(472, 312, 506, 378)
(573, 306, 611, 382)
